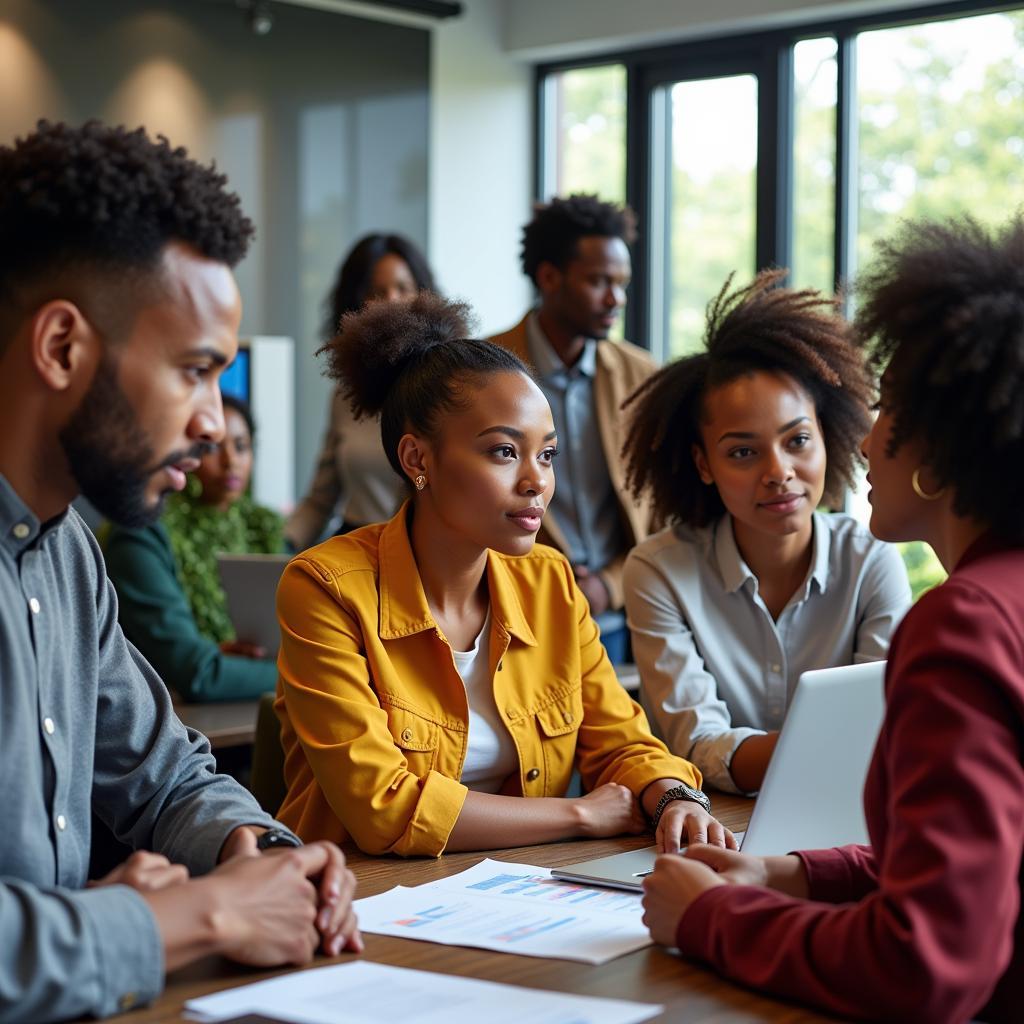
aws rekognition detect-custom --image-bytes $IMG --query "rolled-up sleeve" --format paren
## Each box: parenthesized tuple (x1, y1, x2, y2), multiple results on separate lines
(0, 880, 162, 1023)
(625, 550, 760, 793)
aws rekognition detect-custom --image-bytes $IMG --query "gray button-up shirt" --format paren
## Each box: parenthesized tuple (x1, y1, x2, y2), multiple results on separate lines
(525, 313, 626, 635)
(624, 512, 912, 793)
(0, 473, 283, 1022)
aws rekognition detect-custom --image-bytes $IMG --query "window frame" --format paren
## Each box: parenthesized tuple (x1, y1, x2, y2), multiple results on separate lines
(534, 0, 1023, 353)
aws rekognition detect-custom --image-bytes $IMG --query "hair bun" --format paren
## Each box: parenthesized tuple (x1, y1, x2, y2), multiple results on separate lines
(319, 292, 475, 417)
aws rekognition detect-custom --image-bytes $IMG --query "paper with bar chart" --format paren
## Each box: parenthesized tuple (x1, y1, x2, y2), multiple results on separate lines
(352, 858, 652, 963)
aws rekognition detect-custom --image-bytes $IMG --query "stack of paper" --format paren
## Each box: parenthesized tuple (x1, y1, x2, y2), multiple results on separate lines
(184, 961, 662, 1024)
(352, 858, 652, 964)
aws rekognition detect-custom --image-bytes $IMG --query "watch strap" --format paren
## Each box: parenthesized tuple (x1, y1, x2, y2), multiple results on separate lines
(256, 826, 302, 851)
(651, 783, 711, 830)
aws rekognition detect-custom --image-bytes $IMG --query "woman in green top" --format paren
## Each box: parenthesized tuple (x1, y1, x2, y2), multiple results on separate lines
(105, 396, 284, 701)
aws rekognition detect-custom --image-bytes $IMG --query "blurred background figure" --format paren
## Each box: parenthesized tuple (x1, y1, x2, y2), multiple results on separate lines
(105, 395, 284, 702)
(285, 233, 437, 549)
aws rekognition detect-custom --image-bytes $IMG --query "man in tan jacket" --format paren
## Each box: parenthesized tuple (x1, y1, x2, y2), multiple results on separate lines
(488, 195, 655, 662)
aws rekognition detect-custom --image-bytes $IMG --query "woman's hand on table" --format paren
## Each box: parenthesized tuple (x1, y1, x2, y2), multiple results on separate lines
(656, 801, 738, 854)
(574, 783, 648, 838)
(641, 845, 809, 945)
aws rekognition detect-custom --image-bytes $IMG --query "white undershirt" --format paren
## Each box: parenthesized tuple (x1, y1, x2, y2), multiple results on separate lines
(450, 609, 518, 793)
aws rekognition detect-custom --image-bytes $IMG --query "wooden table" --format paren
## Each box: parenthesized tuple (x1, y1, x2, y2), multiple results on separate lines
(127, 794, 836, 1023)
(173, 700, 259, 749)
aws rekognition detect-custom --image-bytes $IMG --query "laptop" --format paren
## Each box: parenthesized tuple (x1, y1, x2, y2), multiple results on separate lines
(551, 660, 886, 891)
(216, 553, 292, 656)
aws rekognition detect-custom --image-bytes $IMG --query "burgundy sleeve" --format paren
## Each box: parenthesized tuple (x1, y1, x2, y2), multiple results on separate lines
(796, 842, 878, 903)
(675, 582, 1024, 1024)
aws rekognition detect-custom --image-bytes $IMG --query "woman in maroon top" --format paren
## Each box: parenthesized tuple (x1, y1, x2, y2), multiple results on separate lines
(641, 215, 1024, 1024)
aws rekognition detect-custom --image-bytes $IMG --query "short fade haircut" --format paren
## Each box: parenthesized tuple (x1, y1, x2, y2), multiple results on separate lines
(0, 119, 253, 352)
(520, 193, 637, 285)
(857, 214, 1024, 542)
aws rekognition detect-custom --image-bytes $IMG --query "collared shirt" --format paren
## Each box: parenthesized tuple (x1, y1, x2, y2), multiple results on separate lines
(275, 502, 700, 857)
(525, 312, 626, 634)
(624, 512, 912, 793)
(0, 473, 282, 1023)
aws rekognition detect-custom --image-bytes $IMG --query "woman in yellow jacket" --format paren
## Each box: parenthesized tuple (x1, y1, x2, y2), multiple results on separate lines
(275, 293, 734, 857)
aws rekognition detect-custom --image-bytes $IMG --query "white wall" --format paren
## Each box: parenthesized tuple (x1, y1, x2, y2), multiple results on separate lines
(501, 0, 941, 60)
(429, 0, 532, 336)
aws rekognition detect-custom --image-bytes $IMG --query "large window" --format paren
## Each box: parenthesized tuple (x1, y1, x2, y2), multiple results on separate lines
(538, 2, 1024, 597)
(540, 64, 626, 202)
(655, 75, 759, 357)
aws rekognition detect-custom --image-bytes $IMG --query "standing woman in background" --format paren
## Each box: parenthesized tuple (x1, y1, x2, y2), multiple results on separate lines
(286, 233, 436, 549)
(642, 215, 1024, 1024)
(621, 271, 910, 794)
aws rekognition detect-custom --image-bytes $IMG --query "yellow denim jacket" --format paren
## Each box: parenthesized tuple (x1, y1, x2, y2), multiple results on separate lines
(275, 505, 702, 857)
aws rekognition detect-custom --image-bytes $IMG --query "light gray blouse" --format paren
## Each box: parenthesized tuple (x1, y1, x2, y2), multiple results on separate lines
(0, 473, 284, 1021)
(624, 512, 912, 793)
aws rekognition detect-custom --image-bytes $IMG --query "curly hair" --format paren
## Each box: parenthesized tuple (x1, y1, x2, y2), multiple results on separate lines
(318, 292, 532, 479)
(0, 120, 253, 350)
(520, 194, 638, 285)
(623, 269, 873, 528)
(320, 232, 435, 341)
(856, 214, 1024, 542)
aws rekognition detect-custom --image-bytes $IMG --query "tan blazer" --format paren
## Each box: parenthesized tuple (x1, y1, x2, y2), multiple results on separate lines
(487, 314, 656, 610)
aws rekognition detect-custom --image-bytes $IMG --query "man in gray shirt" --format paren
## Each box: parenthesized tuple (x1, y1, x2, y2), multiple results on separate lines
(0, 120, 360, 1023)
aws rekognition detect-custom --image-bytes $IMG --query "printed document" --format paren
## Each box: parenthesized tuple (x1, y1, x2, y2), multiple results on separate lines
(351, 858, 651, 964)
(184, 960, 662, 1024)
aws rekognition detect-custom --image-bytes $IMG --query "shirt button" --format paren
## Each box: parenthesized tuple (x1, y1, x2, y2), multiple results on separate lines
(56, 814, 67, 831)
(29, 597, 41, 614)
(526, 768, 540, 782)
(401, 728, 413, 742)
(118, 993, 138, 1012)
(563, 711, 574, 724)
(43, 717, 55, 735)
(771, 663, 781, 674)
(12, 523, 29, 539)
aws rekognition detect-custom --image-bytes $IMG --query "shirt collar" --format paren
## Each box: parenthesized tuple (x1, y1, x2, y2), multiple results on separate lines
(712, 511, 830, 596)
(0, 473, 48, 557)
(954, 529, 1016, 571)
(525, 311, 597, 381)
(712, 516, 752, 594)
(377, 501, 537, 647)
(807, 512, 831, 594)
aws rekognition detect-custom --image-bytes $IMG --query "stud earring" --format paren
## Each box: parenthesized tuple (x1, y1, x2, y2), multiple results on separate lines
(414, 474, 427, 491)
(911, 467, 946, 501)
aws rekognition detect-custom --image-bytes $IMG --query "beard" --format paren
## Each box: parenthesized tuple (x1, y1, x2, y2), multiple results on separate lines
(58, 353, 204, 528)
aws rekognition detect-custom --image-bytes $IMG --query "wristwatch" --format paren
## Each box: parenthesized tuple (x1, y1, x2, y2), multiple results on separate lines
(651, 783, 712, 830)
(256, 827, 302, 851)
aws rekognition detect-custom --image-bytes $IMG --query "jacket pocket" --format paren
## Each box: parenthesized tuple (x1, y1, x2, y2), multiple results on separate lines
(383, 703, 439, 778)
(532, 685, 584, 795)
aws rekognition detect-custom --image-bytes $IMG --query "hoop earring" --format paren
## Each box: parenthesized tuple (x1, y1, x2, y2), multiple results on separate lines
(414, 474, 427, 492)
(911, 467, 946, 501)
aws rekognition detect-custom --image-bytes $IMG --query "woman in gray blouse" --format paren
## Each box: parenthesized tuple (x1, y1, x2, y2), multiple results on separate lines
(621, 270, 911, 794)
